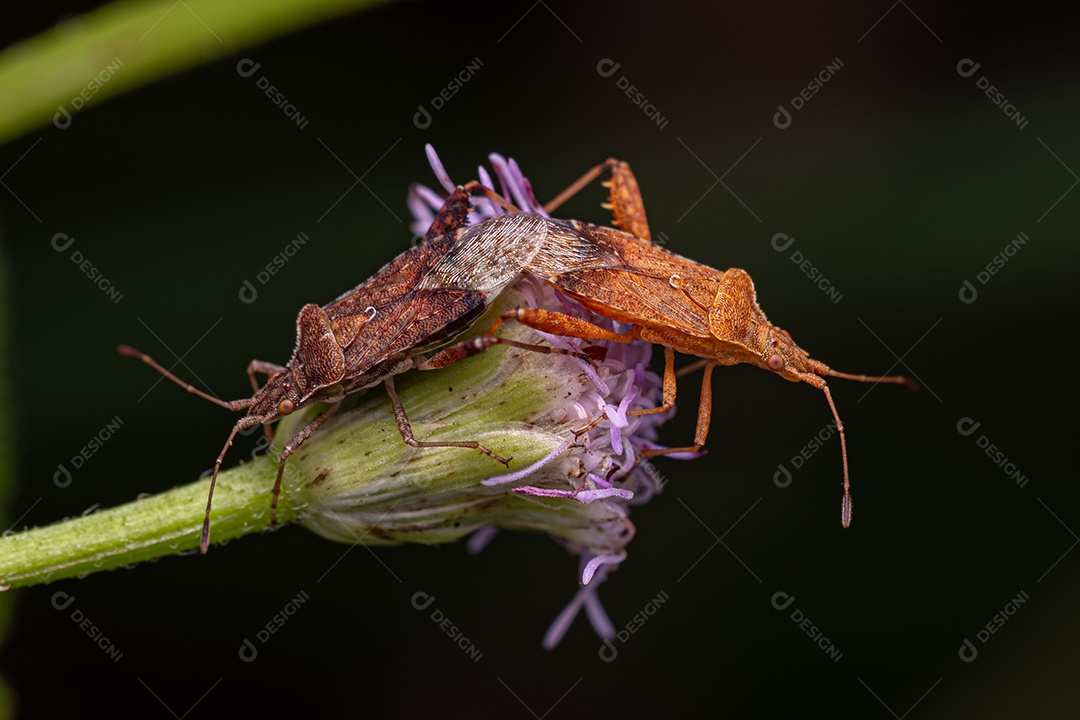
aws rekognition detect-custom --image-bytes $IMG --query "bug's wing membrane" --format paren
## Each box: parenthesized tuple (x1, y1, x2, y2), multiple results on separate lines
(420, 213, 550, 296)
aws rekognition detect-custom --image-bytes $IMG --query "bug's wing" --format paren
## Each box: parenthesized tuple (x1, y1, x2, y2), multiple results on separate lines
(530, 221, 720, 338)
(327, 213, 551, 377)
(339, 289, 488, 377)
(420, 212, 549, 295)
(326, 213, 550, 321)
(323, 232, 461, 319)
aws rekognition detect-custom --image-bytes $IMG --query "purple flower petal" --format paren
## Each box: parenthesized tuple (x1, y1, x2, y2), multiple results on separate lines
(486, 153, 513, 204)
(488, 153, 534, 212)
(668, 450, 708, 459)
(508, 158, 547, 214)
(575, 488, 634, 503)
(544, 562, 619, 649)
(528, 326, 610, 396)
(475, 166, 502, 218)
(414, 183, 444, 211)
(584, 592, 616, 640)
(588, 472, 613, 489)
(604, 403, 629, 429)
(512, 485, 577, 499)
(553, 287, 590, 317)
(543, 583, 594, 650)
(407, 185, 434, 232)
(601, 368, 640, 455)
(513, 484, 633, 504)
(482, 439, 571, 486)
(608, 424, 623, 456)
(425, 143, 456, 194)
(582, 552, 625, 585)
(466, 526, 499, 554)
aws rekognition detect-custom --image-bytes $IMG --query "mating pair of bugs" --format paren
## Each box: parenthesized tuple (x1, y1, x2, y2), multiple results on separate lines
(121, 155, 915, 553)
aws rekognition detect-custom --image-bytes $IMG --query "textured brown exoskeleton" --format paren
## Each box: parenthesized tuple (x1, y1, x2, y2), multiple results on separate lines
(121, 183, 601, 553)
(486, 160, 918, 527)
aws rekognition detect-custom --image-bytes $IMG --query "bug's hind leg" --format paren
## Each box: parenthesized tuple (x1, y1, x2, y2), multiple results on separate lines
(543, 159, 652, 241)
(383, 376, 511, 466)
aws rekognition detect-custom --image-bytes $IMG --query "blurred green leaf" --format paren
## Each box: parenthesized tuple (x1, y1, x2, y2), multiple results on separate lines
(0, 246, 14, 718)
(0, 0, 394, 146)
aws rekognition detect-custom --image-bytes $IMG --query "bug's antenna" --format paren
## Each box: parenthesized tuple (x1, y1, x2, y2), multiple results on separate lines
(806, 367, 916, 527)
(118, 345, 254, 411)
(826, 368, 920, 392)
(818, 384, 853, 528)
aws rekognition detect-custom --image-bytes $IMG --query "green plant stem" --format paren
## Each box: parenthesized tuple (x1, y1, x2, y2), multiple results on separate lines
(0, 0, 391, 146)
(0, 456, 294, 590)
(0, 227, 13, 717)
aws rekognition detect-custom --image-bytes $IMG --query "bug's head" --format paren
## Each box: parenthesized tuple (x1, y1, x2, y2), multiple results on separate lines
(757, 324, 920, 392)
(247, 370, 305, 423)
(757, 324, 822, 384)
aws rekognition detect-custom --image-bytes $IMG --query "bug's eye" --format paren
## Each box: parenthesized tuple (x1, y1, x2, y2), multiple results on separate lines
(277, 399, 296, 416)
(767, 354, 785, 372)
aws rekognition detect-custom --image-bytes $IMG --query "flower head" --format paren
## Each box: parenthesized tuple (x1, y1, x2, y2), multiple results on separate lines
(288, 147, 686, 647)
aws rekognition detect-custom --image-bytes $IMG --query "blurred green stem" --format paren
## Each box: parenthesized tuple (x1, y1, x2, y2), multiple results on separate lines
(0, 457, 294, 590)
(0, 0, 391, 145)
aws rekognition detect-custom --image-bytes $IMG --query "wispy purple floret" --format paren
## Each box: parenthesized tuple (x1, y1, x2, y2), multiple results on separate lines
(408, 146, 693, 648)
(482, 438, 572, 487)
(426, 143, 456, 194)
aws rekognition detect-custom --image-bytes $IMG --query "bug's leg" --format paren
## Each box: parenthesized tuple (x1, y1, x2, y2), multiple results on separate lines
(463, 180, 518, 213)
(543, 159, 618, 214)
(247, 359, 287, 442)
(268, 398, 343, 527)
(602, 161, 651, 241)
(544, 159, 651, 241)
(675, 358, 710, 378)
(628, 347, 678, 417)
(383, 376, 511, 466)
(485, 308, 639, 345)
(577, 345, 686, 437)
(486, 308, 653, 436)
(568, 344, 675, 438)
(247, 359, 286, 394)
(485, 307, 639, 423)
(202, 414, 264, 554)
(639, 359, 715, 459)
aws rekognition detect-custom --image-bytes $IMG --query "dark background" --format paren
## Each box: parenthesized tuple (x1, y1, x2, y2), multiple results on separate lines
(1, 1, 1076, 717)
